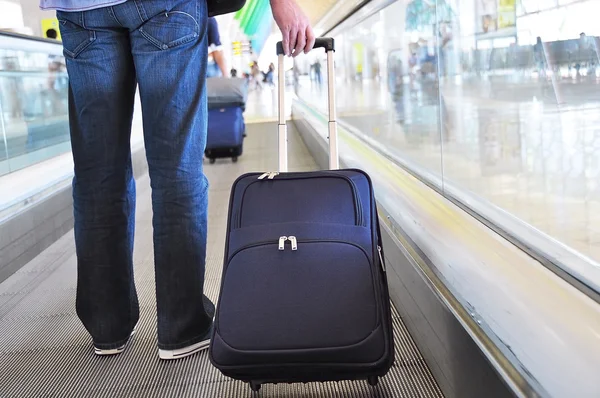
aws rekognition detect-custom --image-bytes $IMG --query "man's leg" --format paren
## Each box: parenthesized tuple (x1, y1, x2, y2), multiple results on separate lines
(124, 0, 213, 355)
(57, 9, 139, 351)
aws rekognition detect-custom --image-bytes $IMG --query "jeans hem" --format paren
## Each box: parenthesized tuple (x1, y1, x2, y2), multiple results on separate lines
(157, 321, 212, 350)
(93, 330, 133, 350)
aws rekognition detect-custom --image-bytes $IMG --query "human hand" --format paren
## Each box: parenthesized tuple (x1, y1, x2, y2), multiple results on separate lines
(270, 0, 315, 57)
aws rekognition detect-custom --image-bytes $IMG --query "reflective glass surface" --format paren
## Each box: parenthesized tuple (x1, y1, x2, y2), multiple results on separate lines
(0, 35, 69, 177)
(295, 0, 600, 266)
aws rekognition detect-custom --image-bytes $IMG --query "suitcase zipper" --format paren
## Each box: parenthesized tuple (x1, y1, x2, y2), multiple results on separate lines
(228, 240, 280, 261)
(230, 238, 372, 259)
(258, 172, 279, 180)
(245, 173, 363, 227)
(278, 236, 288, 250)
(288, 236, 298, 250)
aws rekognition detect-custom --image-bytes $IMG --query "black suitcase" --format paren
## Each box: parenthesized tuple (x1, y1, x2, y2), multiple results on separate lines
(206, 77, 248, 111)
(209, 38, 394, 392)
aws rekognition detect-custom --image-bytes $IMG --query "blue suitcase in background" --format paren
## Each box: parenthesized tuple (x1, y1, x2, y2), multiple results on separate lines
(209, 38, 394, 392)
(205, 106, 245, 163)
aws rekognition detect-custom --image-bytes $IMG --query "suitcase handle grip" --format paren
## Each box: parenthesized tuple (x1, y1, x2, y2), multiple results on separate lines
(276, 37, 338, 172)
(276, 38, 335, 56)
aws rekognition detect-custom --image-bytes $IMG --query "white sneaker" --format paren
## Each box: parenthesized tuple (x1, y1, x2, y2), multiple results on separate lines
(94, 327, 136, 356)
(158, 333, 211, 360)
(158, 295, 215, 360)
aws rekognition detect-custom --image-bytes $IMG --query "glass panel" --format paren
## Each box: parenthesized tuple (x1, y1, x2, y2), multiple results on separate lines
(295, 0, 600, 280)
(295, 0, 444, 177)
(438, 0, 600, 263)
(0, 98, 7, 176)
(0, 38, 70, 177)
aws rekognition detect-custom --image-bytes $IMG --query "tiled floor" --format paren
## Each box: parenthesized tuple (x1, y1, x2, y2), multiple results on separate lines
(244, 84, 294, 123)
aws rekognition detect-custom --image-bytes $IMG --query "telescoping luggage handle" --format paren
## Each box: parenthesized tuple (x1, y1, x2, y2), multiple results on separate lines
(275, 37, 338, 172)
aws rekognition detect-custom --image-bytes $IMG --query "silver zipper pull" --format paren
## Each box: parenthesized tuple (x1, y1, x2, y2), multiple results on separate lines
(377, 245, 386, 272)
(258, 172, 279, 180)
(289, 236, 298, 251)
(278, 236, 288, 251)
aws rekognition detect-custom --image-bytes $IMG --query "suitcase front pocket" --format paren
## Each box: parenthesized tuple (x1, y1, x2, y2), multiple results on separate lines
(235, 175, 364, 229)
(217, 240, 378, 353)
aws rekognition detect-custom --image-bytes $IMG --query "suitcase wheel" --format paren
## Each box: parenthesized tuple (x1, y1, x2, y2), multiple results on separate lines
(232, 156, 238, 163)
(368, 376, 379, 386)
(249, 381, 261, 392)
(209, 158, 216, 164)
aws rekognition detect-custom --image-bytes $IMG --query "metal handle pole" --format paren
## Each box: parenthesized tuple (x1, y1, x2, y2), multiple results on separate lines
(326, 50, 339, 170)
(274, 37, 336, 172)
(278, 54, 287, 172)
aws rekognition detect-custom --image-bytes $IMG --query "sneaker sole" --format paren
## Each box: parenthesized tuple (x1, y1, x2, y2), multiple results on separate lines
(94, 327, 136, 356)
(158, 339, 210, 360)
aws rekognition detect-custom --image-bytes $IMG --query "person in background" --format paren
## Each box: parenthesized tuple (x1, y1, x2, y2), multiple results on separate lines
(39, 0, 315, 361)
(4, 58, 23, 121)
(46, 53, 64, 116)
(251, 61, 262, 90)
(263, 63, 275, 86)
(313, 59, 321, 85)
(207, 17, 228, 77)
(46, 28, 65, 113)
(293, 64, 299, 89)
(533, 37, 546, 78)
(575, 32, 594, 76)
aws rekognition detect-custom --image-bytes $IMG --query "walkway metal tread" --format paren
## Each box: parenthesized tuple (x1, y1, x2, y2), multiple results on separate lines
(0, 123, 444, 398)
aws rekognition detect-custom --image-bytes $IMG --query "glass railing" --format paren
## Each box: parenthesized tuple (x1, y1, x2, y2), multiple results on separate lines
(294, 0, 600, 293)
(0, 32, 70, 178)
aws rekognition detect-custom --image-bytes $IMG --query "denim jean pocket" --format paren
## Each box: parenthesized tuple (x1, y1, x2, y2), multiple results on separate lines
(139, 10, 200, 51)
(57, 14, 96, 59)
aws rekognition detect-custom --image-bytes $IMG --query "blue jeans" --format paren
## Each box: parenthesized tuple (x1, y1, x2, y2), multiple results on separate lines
(57, 0, 212, 350)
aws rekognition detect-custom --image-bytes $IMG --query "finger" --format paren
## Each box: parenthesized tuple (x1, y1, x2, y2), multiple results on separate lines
(282, 27, 290, 57)
(304, 25, 315, 54)
(288, 27, 298, 57)
(293, 27, 306, 58)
